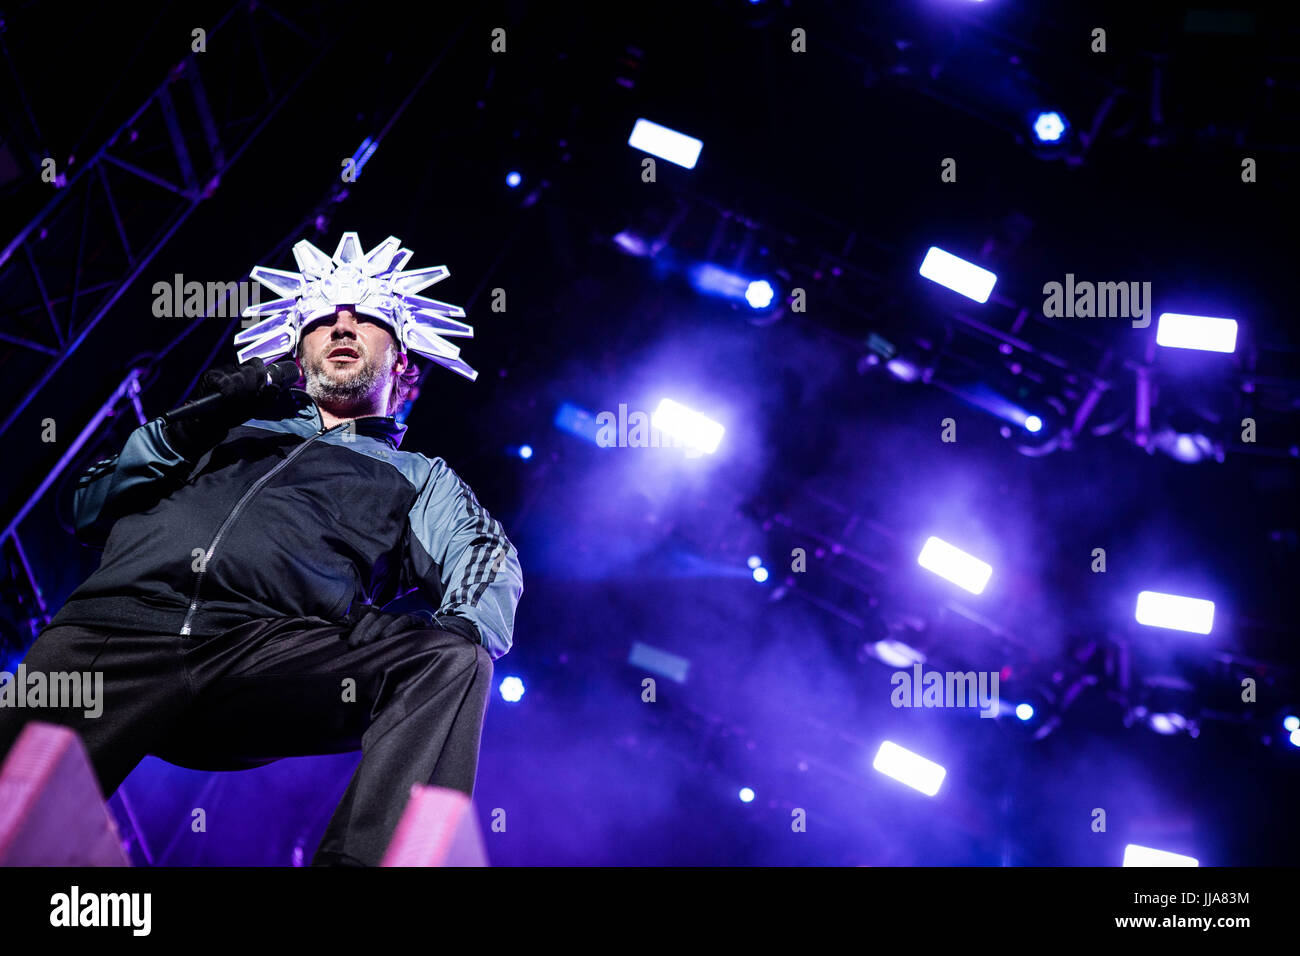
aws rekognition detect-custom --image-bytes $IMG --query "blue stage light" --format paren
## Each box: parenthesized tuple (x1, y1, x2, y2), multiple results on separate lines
(518, 444, 533, 459)
(745, 279, 775, 309)
(747, 555, 762, 569)
(1016, 703, 1034, 721)
(1135, 591, 1214, 635)
(499, 676, 525, 703)
(1151, 429, 1219, 464)
(1149, 713, 1188, 735)
(350, 137, 378, 176)
(1156, 313, 1238, 354)
(651, 398, 725, 455)
(689, 265, 778, 312)
(554, 402, 603, 445)
(628, 118, 703, 169)
(628, 642, 691, 684)
(1284, 715, 1299, 733)
(886, 358, 920, 382)
(739, 787, 756, 803)
(1032, 111, 1067, 143)
(1123, 844, 1198, 867)
(1024, 415, 1043, 433)
(918, 536, 993, 595)
(752, 566, 769, 583)
(612, 231, 651, 257)
(506, 171, 522, 188)
(918, 247, 997, 303)
(873, 741, 946, 797)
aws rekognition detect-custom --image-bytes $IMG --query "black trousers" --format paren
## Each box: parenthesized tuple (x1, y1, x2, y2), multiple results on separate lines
(0, 615, 494, 866)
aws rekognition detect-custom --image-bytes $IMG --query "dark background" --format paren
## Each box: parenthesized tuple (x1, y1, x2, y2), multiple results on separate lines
(1, 0, 1296, 865)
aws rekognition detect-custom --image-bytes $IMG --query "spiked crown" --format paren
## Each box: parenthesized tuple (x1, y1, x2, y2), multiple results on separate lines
(235, 232, 476, 380)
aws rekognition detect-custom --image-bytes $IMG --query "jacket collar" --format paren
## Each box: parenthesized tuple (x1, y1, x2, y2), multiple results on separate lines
(284, 387, 407, 450)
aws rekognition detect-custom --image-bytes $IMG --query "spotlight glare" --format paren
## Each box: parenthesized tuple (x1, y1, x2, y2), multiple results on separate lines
(505, 171, 522, 188)
(1123, 844, 1199, 867)
(628, 118, 703, 169)
(499, 676, 525, 703)
(1024, 415, 1043, 433)
(917, 536, 993, 595)
(745, 279, 775, 309)
(1015, 703, 1034, 721)
(752, 566, 770, 583)
(1149, 712, 1187, 735)
(872, 640, 926, 668)
(886, 358, 920, 382)
(1290, 728, 1300, 747)
(1284, 715, 1299, 732)
(612, 231, 651, 257)
(1154, 429, 1217, 464)
(919, 247, 998, 303)
(872, 741, 946, 796)
(1155, 313, 1238, 354)
(1032, 111, 1067, 143)
(518, 444, 533, 459)
(746, 555, 762, 569)
(1135, 591, 1215, 635)
(739, 787, 756, 802)
(650, 398, 725, 454)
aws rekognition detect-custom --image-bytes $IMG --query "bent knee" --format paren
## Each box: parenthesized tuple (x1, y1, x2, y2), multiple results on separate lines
(451, 636, 494, 683)
(411, 626, 493, 675)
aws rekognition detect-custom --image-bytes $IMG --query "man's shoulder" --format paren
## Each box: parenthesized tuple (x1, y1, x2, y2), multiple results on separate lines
(387, 447, 455, 489)
(391, 446, 446, 469)
(398, 452, 488, 503)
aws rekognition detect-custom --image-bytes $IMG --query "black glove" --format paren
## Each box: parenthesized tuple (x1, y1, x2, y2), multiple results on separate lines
(165, 357, 277, 461)
(342, 605, 480, 649)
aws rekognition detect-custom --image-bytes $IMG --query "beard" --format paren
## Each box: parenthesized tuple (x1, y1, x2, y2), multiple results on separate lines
(302, 343, 391, 410)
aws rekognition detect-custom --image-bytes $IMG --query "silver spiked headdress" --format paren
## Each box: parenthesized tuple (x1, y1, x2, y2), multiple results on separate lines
(235, 232, 476, 380)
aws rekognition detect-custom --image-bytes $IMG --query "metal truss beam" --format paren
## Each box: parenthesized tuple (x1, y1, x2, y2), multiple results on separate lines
(0, 2, 345, 441)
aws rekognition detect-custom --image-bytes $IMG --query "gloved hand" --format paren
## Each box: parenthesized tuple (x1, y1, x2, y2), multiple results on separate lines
(342, 606, 435, 648)
(165, 356, 279, 462)
(341, 605, 480, 649)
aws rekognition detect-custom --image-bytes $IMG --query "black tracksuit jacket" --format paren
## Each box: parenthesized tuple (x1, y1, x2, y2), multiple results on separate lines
(46, 388, 523, 659)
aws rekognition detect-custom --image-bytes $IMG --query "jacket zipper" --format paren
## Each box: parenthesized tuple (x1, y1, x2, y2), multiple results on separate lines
(179, 420, 346, 636)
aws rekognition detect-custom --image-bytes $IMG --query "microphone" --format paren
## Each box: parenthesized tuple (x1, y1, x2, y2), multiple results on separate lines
(161, 359, 301, 425)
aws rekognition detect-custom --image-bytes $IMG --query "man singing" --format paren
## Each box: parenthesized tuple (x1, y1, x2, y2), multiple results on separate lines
(0, 233, 523, 867)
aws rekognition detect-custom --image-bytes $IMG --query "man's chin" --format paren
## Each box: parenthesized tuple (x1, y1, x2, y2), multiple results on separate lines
(310, 365, 365, 385)
(306, 375, 369, 402)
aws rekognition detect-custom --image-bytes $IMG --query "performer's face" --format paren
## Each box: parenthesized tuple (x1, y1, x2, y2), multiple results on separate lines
(298, 308, 407, 414)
